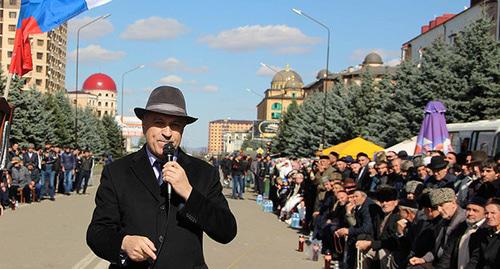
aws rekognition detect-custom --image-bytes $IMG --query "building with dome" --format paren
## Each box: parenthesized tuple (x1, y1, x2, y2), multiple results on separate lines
(303, 52, 398, 96)
(256, 65, 305, 121)
(67, 73, 117, 119)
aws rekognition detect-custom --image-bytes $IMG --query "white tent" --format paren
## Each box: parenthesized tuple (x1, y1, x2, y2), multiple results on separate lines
(385, 136, 417, 154)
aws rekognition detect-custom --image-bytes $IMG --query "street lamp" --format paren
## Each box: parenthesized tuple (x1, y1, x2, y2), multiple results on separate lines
(260, 62, 288, 119)
(121, 64, 145, 123)
(245, 88, 264, 98)
(292, 8, 331, 150)
(74, 13, 111, 147)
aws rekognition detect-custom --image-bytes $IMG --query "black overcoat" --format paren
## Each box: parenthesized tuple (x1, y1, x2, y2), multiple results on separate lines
(87, 146, 237, 269)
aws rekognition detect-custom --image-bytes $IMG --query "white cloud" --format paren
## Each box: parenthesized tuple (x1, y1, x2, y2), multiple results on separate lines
(201, 85, 218, 93)
(274, 46, 311, 55)
(351, 48, 401, 64)
(256, 64, 281, 77)
(155, 57, 209, 73)
(159, 75, 183, 85)
(68, 16, 114, 40)
(199, 24, 319, 53)
(68, 44, 125, 63)
(121, 17, 188, 41)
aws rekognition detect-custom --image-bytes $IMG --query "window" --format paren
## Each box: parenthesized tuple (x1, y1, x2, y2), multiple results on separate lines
(36, 66, 42, 73)
(105, 102, 108, 107)
(8, 38, 14, 45)
(105, 93, 108, 97)
(98, 102, 101, 106)
(271, 102, 282, 110)
(8, 24, 15, 31)
(37, 39, 44, 46)
(271, 112, 281, 119)
(7, 51, 12, 58)
(472, 131, 495, 155)
(8, 11, 16, 18)
(36, 52, 43, 60)
(10, 0, 17, 5)
(35, 79, 42, 86)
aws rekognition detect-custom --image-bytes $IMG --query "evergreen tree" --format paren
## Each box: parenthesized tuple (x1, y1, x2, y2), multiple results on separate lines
(323, 83, 355, 146)
(51, 90, 74, 147)
(77, 107, 105, 154)
(273, 99, 299, 154)
(451, 18, 500, 120)
(101, 114, 124, 158)
(9, 86, 47, 146)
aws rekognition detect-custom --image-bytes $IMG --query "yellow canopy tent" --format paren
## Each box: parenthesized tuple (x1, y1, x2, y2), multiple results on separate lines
(321, 137, 384, 158)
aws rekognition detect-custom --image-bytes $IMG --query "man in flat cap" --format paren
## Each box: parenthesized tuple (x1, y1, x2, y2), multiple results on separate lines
(87, 86, 237, 269)
(434, 196, 487, 269)
(425, 188, 466, 267)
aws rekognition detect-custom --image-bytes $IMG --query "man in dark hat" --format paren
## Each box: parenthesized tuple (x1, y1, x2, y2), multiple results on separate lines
(424, 156, 456, 189)
(87, 86, 237, 269)
(356, 186, 403, 269)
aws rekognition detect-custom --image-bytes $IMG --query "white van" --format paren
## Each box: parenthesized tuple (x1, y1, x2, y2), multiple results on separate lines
(447, 119, 500, 157)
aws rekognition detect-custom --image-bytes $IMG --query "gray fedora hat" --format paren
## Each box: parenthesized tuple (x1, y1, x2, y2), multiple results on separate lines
(134, 86, 197, 124)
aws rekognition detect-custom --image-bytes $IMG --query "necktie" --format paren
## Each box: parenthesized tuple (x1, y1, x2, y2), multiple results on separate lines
(154, 160, 164, 186)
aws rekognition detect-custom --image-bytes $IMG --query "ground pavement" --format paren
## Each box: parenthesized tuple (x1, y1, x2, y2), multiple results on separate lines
(0, 176, 323, 269)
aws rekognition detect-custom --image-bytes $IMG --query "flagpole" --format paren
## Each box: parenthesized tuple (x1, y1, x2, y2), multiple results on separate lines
(3, 74, 13, 100)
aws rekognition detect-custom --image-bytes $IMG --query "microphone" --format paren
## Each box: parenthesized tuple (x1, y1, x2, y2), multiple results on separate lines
(163, 142, 175, 201)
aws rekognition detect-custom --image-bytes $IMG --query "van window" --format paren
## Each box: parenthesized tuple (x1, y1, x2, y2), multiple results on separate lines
(449, 132, 461, 153)
(473, 131, 495, 155)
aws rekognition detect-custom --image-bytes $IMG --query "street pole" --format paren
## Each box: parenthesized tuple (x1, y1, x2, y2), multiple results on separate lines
(292, 8, 331, 151)
(75, 14, 111, 147)
(121, 64, 145, 123)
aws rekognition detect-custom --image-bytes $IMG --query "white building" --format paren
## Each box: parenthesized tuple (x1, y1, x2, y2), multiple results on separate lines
(402, 0, 499, 62)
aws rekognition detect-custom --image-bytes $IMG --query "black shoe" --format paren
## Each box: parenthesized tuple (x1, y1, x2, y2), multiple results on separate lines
(50, 197, 55, 201)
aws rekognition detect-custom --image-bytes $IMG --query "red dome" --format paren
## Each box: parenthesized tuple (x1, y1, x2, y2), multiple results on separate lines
(82, 73, 117, 92)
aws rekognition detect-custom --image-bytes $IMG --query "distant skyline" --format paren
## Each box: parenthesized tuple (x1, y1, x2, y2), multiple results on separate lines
(65, 0, 469, 148)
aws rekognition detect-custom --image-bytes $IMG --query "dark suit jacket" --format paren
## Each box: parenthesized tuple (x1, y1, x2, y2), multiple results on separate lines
(87, 146, 237, 269)
(466, 227, 500, 269)
(22, 152, 39, 168)
(435, 220, 488, 269)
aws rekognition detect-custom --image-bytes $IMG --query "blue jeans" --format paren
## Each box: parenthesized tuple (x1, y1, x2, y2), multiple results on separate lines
(232, 175, 244, 198)
(64, 170, 73, 193)
(41, 168, 56, 198)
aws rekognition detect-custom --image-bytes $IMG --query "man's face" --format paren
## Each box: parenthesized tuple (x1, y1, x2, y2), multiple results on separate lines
(319, 158, 330, 168)
(323, 181, 332, 191)
(377, 163, 388, 175)
(28, 147, 34, 153)
(433, 167, 448, 181)
(336, 192, 348, 204)
(328, 154, 337, 165)
(337, 161, 347, 171)
(332, 183, 344, 193)
(481, 167, 498, 182)
(350, 163, 361, 174)
(12, 144, 18, 151)
(294, 174, 304, 184)
(353, 192, 366, 206)
(417, 165, 429, 180)
(485, 204, 500, 228)
(142, 112, 185, 158)
(437, 201, 457, 220)
(391, 159, 401, 174)
(465, 204, 485, 224)
(380, 200, 398, 214)
(358, 156, 369, 167)
(446, 153, 457, 165)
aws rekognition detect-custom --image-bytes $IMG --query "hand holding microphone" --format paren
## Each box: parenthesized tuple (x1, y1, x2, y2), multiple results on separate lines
(161, 143, 192, 201)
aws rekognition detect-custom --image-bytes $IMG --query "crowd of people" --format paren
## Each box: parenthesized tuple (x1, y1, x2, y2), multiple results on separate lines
(216, 149, 500, 269)
(0, 142, 109, 215)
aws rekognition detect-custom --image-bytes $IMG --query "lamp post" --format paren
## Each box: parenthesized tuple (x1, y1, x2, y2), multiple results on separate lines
(121, 64, 145, 123)
(74, 13, 111, 147)
(292, 8, 330, 151)
(260, 62, 288, 119)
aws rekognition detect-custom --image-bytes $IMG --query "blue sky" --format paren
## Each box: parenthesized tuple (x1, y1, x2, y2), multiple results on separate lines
(65, 0, 469, 148)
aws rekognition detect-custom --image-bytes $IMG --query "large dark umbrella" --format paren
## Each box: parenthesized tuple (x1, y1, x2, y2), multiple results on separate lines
(414, 101, 453, 155)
